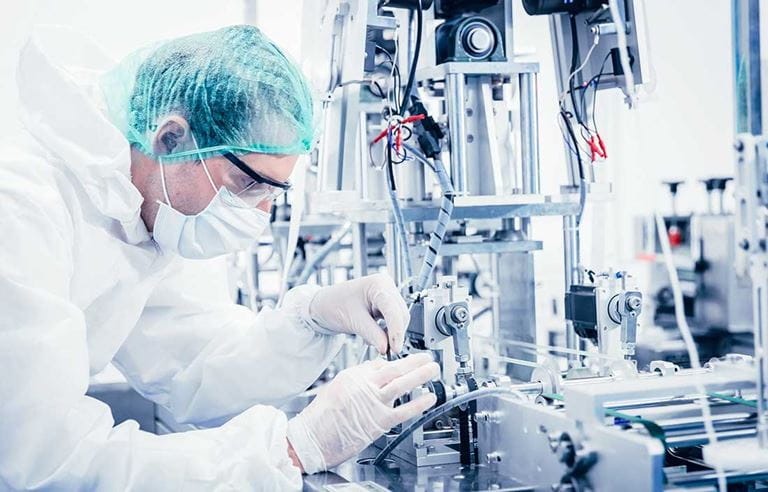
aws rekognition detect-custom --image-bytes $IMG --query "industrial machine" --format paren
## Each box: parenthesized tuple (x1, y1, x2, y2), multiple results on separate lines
(632, 178, 755, 367)
(243, 0, 768, 489)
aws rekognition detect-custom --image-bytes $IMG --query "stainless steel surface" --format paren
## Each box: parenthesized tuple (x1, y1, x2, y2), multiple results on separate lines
(410, 240, 543, 257)
(476, 395, 664, 492)
(416, 61, 540, 82)
(693, 214, 753, 333)
(308, 192, 582, 223)
(495, 252, 537, 381)
(304, 452, 526, 492)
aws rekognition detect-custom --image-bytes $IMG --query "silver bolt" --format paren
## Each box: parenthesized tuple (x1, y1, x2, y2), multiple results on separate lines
(628, 297, 642, 310)
(451, 305, 469, 323)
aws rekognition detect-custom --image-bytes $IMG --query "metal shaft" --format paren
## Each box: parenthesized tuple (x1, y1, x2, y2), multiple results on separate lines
(446, 73, 468, 194)
(563, 214, 582, 366)
(519, 72, 541, 195)
(732, 0, 763, 136)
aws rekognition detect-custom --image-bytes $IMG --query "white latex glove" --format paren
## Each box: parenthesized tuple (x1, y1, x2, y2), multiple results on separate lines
(286, 353, 439, 474)
(308, 273, 409, 354)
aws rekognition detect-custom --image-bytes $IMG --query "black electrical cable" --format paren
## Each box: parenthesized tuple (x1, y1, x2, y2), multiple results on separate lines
(375, 44, 395, 63)
(370, 80, 387, 99)
(386, 130, 397, 191)
(560, 110, 585, 181)
(589, 55, 613, 135)
(400, 125, 413, 142)
(578, 53, 612, 133)
(568, 15, 584, 126)
(399, 0, 423, 114)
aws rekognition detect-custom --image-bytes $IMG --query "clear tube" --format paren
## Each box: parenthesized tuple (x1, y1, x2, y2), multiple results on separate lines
(654, 211, 726, 491)
(474, 336, 622, 361)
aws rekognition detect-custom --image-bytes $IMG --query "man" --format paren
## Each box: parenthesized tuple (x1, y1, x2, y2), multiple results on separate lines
(0, 24, 438, 489)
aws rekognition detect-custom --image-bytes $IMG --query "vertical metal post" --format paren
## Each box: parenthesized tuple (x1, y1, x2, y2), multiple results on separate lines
(351, 223, 369, 278)
(490, 253, 501, 341)
(385, 223, 404, 286)
(751, 257, 768, 446)
(519, 72, 541, 195)
(733, 0, 763, 136)
(733, 0, 766, 447)
(447, 73, 469, 194)
(563, 214, 582, 366)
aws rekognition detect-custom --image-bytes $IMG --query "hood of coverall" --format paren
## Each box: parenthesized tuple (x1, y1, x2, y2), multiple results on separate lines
(16, 25, 147, 242)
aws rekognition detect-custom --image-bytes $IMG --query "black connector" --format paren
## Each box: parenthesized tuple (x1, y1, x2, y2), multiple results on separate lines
(522, 0, 603, 15)
(408, 99, 445, 158)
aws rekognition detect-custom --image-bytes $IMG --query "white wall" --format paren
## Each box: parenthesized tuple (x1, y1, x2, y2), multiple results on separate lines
(0, 0, 252, 136)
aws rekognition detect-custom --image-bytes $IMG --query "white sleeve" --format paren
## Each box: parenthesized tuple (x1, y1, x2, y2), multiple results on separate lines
(0, 186, 304, 490)
(113, 262, 345, 426)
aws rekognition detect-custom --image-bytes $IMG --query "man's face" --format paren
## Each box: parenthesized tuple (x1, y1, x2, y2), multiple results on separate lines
(135, 150, 298, 233)
(163, 152, 298, 215)
(131, 116, 299, 233)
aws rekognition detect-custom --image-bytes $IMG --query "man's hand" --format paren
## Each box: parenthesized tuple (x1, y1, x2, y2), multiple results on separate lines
(286, 353, 439, 474)
(309, 273, 409, 354)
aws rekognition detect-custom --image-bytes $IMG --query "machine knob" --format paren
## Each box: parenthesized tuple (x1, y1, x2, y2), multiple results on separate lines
(466, 27, 492, 54)
(701, 177, 733, 192)
(461, 21, 495, 58)
(663, 180, 684, 196)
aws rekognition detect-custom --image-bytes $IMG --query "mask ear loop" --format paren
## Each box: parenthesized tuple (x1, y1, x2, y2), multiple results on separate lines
(191, 133, 218, 194)
(158, 156, 174, 208)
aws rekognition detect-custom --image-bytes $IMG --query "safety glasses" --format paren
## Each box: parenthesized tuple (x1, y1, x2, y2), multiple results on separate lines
(222, 152, 292, 207)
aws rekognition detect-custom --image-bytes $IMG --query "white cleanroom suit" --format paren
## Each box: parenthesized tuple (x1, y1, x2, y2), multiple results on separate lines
(0, 26, 343, 491)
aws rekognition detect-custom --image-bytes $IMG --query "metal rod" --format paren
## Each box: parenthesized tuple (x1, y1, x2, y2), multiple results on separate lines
(490, 253, 501, 342)
(563, 214, 582, 366)
(351, 223, 369, 278)
(519, 72, 541, 195)
(446, 73, 468, 194)
(732, 0, 763, 136)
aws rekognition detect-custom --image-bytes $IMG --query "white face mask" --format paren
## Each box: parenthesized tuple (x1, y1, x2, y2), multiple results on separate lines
(152, 147, 271, 259)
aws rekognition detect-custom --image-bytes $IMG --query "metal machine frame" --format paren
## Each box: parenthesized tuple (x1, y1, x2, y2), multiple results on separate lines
(292, 0, 768, 489)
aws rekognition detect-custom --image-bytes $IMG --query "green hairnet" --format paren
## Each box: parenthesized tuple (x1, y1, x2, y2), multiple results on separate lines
(101, 25, 316, 161)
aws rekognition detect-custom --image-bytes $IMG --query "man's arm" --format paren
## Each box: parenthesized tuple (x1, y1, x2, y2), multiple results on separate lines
(113, 262, 345, 425)
(0, 182, 305, 490)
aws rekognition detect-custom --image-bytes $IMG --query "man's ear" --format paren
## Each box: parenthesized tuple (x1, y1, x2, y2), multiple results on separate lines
(152, 116, 192, 155)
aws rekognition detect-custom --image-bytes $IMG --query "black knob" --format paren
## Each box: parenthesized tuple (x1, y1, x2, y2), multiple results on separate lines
(701, 177, 733, 192)
(663, 180, 685, 196)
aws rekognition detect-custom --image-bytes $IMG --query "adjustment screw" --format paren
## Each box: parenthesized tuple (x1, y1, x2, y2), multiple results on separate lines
(451, 305, 469, 323)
